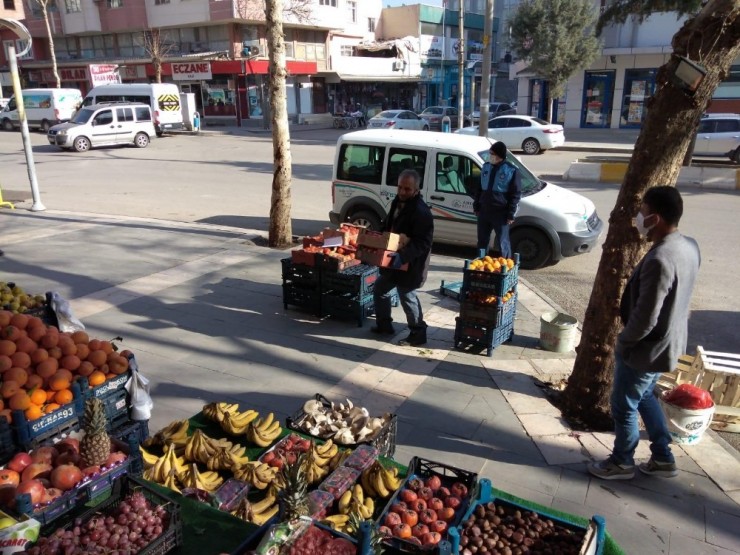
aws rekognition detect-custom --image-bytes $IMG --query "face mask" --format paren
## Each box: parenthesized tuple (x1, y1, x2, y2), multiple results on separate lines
(635, 212, 656, 237)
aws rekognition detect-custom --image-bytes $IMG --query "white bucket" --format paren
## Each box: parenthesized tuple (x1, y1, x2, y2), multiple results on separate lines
(659, 393, 715, 445)
(540, 311, 578, 353)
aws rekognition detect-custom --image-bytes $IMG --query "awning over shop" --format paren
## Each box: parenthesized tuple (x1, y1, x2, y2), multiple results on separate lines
(336, 74, 420, 82)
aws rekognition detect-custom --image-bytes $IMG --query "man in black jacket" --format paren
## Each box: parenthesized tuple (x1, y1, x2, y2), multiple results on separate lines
(371, 169, 434, 346)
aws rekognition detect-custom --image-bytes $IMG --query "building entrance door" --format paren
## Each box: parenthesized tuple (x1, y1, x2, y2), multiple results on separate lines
(581, 71, 615, 128)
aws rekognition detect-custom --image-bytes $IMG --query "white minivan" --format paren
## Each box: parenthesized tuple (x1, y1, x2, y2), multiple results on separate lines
(82, 83, 183, 135)
(1, 88, 82, 132)
(329, 130, 603, 269)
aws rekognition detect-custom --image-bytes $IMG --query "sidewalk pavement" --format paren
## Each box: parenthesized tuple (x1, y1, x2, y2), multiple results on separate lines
(1, 209, 739, 555)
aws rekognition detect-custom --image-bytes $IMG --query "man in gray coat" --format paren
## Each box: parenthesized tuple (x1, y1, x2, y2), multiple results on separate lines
(589, 186, 700, 480)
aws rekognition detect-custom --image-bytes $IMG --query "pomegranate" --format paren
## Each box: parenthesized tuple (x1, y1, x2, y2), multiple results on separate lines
(0, 469, 19, 487)
(50, 464, 84, 492)
(7, 452, 32, 473)
(15, 479, 45, 505)
(21, 463, 52, 482)
(30, 446, 58, 466)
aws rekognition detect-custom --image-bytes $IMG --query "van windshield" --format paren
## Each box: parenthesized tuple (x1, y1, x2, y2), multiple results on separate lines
(478, 150, 545, 196)
(71, 108, 95, 124)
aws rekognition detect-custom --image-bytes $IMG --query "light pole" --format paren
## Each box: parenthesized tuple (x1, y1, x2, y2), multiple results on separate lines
(479, 0, 494, 137)
(0, 19, 45, 211)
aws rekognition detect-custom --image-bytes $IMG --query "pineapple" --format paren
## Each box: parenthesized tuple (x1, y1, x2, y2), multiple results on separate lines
(279, 454, 310, 521)
(348, 513, 385, 554)
(80, 398, 111, 467)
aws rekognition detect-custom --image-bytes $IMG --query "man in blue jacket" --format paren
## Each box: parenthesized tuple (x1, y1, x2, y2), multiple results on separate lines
(589, 186, 701, 480)
(372, 169, 434, 346)
(474, 141, 521, 259)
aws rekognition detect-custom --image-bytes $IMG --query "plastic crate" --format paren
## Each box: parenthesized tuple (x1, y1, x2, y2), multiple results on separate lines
(111, 418, 150, 447)
(462, 254, 520, 297)
(286, 393, 397, 458)
(0, 419, 15, 465)
(281, 257, 322, 288)
(318, 254, 362, 273)
(454, 317, 514, 357)
(78, 366, 132, 430)
(459, 292, 517, 327)
(291, 249, 319, 267)
(448, 479, 606, 555)
(375, 457, 478, 555)
(322, 292, 383, 327)
(24, 294, 59, 328)
(283, 284, 322, 316)
(10, 381, 85, 450)
(439, 280, 463, 301)
(322, 264, 379, 296)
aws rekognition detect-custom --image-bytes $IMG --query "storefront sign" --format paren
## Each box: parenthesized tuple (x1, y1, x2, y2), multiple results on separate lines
(171, 62, 212, 80)
(89, 64, 121, 87)
(420, 35, 443, 60)
(60, 67, 87, 82)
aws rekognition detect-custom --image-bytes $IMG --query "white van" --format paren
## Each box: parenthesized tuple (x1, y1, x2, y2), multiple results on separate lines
(1, 88, 83, 132)
(329, 130, 603, 269)
(82, 83, 183, 135)
(47, 102, 156, 152)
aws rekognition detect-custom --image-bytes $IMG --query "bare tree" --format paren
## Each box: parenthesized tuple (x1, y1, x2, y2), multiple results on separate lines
(138, 29, 175, 84)
(32, 0, 60, 88)
(266, 0, 293, 248)
(560, 0, 740, 428)
(234, 0, 313, 23)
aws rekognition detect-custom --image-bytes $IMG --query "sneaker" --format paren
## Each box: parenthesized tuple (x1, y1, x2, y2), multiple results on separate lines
(587, 458, 635, 480)
(398, 332, 427, 347)
(639, 458, 678, 478)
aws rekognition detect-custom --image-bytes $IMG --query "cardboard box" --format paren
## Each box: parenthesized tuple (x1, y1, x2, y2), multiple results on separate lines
(358, 230, 401, 251)
(358, 246, 408, 271)
(291, 249, 318, 267)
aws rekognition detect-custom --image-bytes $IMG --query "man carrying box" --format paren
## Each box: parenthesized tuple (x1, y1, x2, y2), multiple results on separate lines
(371, 169, 434, 346)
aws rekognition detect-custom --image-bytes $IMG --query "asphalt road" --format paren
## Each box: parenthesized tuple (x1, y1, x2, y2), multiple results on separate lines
(1, 127, 738, 355)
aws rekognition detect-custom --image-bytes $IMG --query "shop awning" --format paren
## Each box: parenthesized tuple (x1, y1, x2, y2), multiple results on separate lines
(336, 73, 421, 82)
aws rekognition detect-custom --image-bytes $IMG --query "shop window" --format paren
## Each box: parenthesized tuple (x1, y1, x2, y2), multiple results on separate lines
(338, 144, 384, 185)
(386, 148, 427, 187)
(368, 18, 376, 33)
(620, 68, 656, 127)
(340, 45, 354, 57)
(319, 0, 337, 6)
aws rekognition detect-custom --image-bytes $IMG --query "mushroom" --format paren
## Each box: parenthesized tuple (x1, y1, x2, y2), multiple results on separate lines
(303, 399, 324, 416)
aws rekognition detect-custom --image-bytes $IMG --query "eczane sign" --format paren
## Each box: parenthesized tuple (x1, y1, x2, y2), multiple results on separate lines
(171, 62, 212, 80)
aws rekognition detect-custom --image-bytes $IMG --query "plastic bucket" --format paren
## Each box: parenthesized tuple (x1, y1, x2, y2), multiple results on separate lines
(540, 311, 578, 353)
(659, 393, 715, 445)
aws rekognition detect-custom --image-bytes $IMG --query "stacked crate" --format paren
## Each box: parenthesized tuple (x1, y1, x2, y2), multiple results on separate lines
(282, 256, 323, 317)
(454, 254, 520, 356)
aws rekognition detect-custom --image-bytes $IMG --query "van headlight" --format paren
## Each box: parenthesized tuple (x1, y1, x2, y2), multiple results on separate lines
(57, 130, 67, 136)
(567, 213, 588, 232)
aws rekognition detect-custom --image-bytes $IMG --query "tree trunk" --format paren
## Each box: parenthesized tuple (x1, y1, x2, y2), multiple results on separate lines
(546, 95, 554, 123)
(155, 58, 162, 84)
(42, 4, 60, 88)
(266, 0, 293, 248)
(561, 0, 740, 429)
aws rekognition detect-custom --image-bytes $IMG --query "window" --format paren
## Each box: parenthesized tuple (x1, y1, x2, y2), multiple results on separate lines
(107, 0, 122, 7)
(435, 154, 468, 194)
(420, 23, 442, 36)
(319, 0, 336, 5)
(340, 45, 354, 57)
(715, 119, 740, 132)
(64, 0, 81, 13)
(386, 148, 427, 187)
(3, 0, 15, 9)
(135, 107, 152, 121)
(506, 119, 531, 128)
(347, 1, 356, 22)
(338, 144, 384, 185)
(154, 0, 170, 4)
(368, 18, 376, 33)
(93, 110, 113, 126)
(116, 108, 134, 122)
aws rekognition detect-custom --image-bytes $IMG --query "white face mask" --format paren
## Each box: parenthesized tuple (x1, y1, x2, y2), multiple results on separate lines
(635, 212, 656, 237)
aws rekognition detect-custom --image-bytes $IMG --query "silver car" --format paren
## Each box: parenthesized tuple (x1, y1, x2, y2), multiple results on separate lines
(368, 110, 429, 131)
(692, 113, 740, 164)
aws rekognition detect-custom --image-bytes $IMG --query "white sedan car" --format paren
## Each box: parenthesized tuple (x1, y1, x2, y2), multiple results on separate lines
(456, 115, 565, 154)
(367, 110, 430, 131)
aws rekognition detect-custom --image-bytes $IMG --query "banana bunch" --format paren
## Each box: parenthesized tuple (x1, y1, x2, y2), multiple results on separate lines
(359, 461, 402, 499)
(143, 419, 189, 449)
(246, 413, 282, 447)
(328, 449, 351, 471)
(231, 489, 279, 526)
(221, 409, 260, 436)
(233, 462, 278, 490)
(202, 402, 240, 423)
(321, 514, 352, 534)
(338, 484, 375, 519)
(143, 444, 188, 483)
(303, 439, 338, 485)
(178, 463, 224, 492)
(205, 445, 249, 471)
(184, 429, 234, 465)
(163, 470, 181, 494)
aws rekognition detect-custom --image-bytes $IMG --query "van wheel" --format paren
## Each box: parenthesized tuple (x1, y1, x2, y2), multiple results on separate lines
(2, 118, 13, 131)
(134, 132, 150, 148)
(732, 148, 740, 165)
(73, 136, 91, 152)
(350, 210, 381, 231)
(40, 120, 51, 133)
(522, 138, 541, 155)
(511, 228, 552, 270)
(422, 125, 430, 131)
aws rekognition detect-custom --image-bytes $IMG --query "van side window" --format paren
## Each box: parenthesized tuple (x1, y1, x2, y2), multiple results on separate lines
(338, 144, 384, 185)
(135, 107, 151, 121)
(386, 148, 426, 187)
(437, 153, 479, 196)
(82, 97, 94, 107)
(116, 108, 134, 122)
(94, 110, 113, 125)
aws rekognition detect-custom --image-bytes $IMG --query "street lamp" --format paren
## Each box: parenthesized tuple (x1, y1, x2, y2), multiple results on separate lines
(0, 18, 45, 211)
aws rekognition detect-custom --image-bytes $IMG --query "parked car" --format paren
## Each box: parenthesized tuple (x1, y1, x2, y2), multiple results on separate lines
(1, 88, 83, 132)
(692, 113, 740, 164)
(47, 102, 156, 152)
(368, 110, 429, 131)
(466, 102, 516, 126)
(0, 98, 8, 110)
(419, 106, 460, 131)
(455, 115, 565, 155)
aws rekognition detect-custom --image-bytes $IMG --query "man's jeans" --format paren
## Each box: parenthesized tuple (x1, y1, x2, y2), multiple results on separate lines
(610, 352, 674, 466)
(477, 210, 511, 258)
(373, 274, 426, 331)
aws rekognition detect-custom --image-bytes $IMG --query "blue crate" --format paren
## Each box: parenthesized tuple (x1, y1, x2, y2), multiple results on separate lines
(78, 365, 132, 431)
(459, 291, 517, 327)
(111, 418, 150, 447)
(448, 479, 606, 555)
(439, 280, 464, 301)
(462, 253, 519, 297)
(322, 291, 399, 327)
(0, 417, 15, 465)
(454, 318, 514, 357)
(281, 257, 322, 289)
(322, 263, 379, 296)
(11, 381, 84, 450)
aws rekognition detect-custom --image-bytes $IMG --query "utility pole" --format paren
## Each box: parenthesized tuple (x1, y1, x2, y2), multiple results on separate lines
(457, 0, 465, 129)
(479, 0, 494, 137)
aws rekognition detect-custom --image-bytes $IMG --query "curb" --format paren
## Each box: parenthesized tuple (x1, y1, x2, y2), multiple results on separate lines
(564, 161, 740, 190)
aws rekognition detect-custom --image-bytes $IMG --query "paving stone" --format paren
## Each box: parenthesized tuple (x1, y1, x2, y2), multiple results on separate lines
(481, 358, 539, 376)
(533, 433, 598, 465)
(681, 436, 740, 493)
(473, 414, 544, 461)
(530, 358, 575, 376)
(396, 429, 495, 474)
(705, 506, 740, 551)
(519, 413, 572, 436)
(554, 467, 591, 505)
(669, 531, 740, 555)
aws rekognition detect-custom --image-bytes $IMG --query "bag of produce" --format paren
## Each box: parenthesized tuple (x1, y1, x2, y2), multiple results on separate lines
(663, 384, 714, 410)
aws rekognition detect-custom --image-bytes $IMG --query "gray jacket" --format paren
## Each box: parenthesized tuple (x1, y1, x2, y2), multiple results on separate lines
(617, 232, 701, 373)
